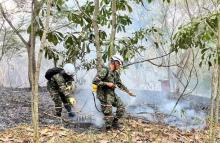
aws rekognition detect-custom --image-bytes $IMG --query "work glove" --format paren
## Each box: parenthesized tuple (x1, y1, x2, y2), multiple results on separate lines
(67, 97, 76, 106)
(128, 91, 136, 97)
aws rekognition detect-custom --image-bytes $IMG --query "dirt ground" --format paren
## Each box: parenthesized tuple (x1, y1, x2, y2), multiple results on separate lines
(0, 87, 217, 143)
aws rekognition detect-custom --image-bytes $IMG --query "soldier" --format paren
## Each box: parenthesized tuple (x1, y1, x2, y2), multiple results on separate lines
(92, 54, 135, 130)
(46, 63, 76, 117)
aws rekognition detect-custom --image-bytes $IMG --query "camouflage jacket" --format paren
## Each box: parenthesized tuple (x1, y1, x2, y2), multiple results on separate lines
(92, 67, 129, 94)
(48, 72, 75, 96)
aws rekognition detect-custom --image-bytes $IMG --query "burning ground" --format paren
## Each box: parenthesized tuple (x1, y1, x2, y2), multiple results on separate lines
(0, 87, 216, 142)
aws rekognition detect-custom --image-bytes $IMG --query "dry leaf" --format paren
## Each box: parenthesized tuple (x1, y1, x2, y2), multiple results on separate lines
(99, 139, 109, 143)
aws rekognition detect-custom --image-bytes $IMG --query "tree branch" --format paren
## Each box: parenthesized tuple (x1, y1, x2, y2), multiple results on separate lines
(73, 0, 92, 20)
(123, 51, 175, 68)
(0, 3, 29, 48)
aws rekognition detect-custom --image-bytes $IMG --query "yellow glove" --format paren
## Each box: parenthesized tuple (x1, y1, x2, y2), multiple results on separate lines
(67, 97, 76, 106)
(92, 84, 98, 92)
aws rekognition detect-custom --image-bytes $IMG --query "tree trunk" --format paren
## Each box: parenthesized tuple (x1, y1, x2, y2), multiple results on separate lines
(214, 67, 220, 140)
(31, 0, 51, 142)
(30, 0, 39, 142)
(92, 0, 103, 73)
(209, 64, 218, 143)
(209, 16, 220, 143)
(109, 0, 116, 59)
(213, 15, 220, 143)
(216, 15, 220, 126)
(27, 46, 33, 88)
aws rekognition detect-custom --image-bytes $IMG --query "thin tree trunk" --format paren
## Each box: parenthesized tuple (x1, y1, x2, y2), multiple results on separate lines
(216, 15, 220, 124)
(92, 0, 103, 73)
(214, 69, 220, 140)
(36, 0, 51, 81)
(209, 16, 220, 143)
(30, 0, 38, 142)
(209, 64, 219, 143)
(109, 0, 116, 59)
(28, 0, 43, 88)
(31, 0, 51, 142)
(27, 46, 33, 87)
(213, 16, 220, 143)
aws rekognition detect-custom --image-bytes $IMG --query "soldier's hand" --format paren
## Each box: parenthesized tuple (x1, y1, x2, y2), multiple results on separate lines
(105, 82, 115, 88)
(128, 91, 136, 97)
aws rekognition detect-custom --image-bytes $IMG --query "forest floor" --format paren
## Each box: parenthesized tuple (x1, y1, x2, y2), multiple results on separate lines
(0, 87, 218, 143)
(0, 118, 219, 143)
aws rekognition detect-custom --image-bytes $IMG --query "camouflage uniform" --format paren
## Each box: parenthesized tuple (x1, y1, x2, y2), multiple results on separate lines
(93, 67, 130, 128)
(47, 71, 76, 117)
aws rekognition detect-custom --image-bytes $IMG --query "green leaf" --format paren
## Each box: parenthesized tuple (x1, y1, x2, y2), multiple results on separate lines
(201, 48, 208, 54)
(126, 4, 133, 13)
(55, 0, 65, 7)
(47, 32, 59, 45)
(199, 61, 203, 67)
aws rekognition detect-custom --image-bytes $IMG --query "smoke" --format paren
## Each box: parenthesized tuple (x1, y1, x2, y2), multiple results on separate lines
(73, 86, 207, 130)
(74, 89, 104, 127)
(125, 90, 207, 130)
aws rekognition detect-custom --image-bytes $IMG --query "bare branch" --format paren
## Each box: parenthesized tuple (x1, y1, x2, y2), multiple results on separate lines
(35, 0, 51, 82)
(124, 51, 175, 67)
(0, 3, 29, 47)
(185, 0, 193, 21)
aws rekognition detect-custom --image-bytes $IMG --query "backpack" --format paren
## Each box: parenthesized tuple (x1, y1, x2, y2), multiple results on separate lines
(45, 67, 63, 80)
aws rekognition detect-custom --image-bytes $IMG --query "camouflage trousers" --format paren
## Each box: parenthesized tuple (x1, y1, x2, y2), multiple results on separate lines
(98, 93, 125, 128)
(47, 82, 69, 116)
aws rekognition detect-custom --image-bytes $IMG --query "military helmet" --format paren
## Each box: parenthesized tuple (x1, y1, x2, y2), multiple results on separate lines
(111, 54, 124, 65)
(63, 63, 75, 76)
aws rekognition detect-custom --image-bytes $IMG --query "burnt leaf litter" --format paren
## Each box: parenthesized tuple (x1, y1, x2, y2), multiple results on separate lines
(0, 88, 218, 143)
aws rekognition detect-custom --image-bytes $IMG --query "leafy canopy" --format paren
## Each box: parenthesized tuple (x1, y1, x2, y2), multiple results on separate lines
(172, 13, 220, 67)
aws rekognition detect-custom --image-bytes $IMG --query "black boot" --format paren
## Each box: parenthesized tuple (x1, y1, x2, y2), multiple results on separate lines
(55, 112, 61, 117)
(112, 118, 122, 130)
(64, 104, 75, 117)
(105, 126, 112, 131)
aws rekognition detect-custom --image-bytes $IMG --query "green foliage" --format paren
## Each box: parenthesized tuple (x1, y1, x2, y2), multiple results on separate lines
(63, 33, 89, 63)
(133, 0, 170, 4)
(43, 0, 137, 69)
(28, 0, 166, 70)
(172, 13, 220, 68)
(116, 0, 132, 12)
(47, 31, 64, 45)
(44, 46, 60, 65)
(117, 15, 132, 32)
(103, 26, 162, 62)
